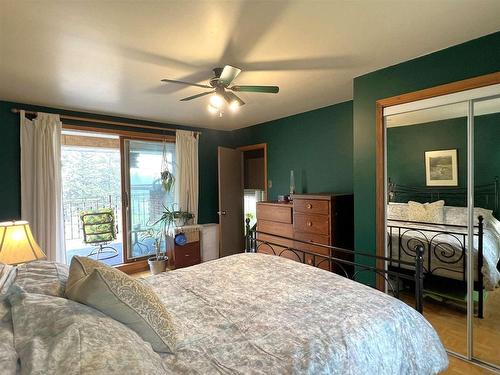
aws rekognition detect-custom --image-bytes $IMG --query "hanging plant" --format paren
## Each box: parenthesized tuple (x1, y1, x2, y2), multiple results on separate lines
(160, 140, 175, 194)
(161, 170, 175, 193)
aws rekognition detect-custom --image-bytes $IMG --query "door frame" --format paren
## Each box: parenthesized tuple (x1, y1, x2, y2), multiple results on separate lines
(60, 124, 176, 273)
(237, 143, 268, 200)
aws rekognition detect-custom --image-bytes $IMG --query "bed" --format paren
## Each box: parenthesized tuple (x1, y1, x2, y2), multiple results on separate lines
(1, 255, 448, 374)
(387, 179, 500, 318)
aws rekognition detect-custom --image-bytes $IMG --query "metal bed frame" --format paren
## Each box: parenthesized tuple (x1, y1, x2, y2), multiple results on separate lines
(245, 219, 427, 314)
(387, 216, 485, 318)
(386, 177, 499, 319)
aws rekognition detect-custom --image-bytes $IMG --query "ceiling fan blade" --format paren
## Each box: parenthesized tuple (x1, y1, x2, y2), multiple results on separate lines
(223, 91, 245, 106)
(230, 85, 279, 94)
(180, 91, 214, 101)
(161, 79, 211, 89)
(219, 65, 242, 86)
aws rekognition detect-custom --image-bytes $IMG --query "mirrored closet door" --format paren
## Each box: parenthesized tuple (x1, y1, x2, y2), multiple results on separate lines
(385, 101, 469, 357)
(473, 96, 500, 367)
(381, 79, 500, 371)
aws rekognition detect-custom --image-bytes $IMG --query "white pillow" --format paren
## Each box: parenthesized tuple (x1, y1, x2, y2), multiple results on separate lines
(443, 206, 494, 226)
(408, 200, 445, 223)
(387, 203, 409, 221)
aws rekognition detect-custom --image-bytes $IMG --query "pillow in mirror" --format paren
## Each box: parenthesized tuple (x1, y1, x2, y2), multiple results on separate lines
(408, 200, 445, 223)
(387, 202, 409, 221)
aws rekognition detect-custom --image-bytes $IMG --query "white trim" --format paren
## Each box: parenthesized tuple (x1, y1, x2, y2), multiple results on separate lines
(383, 83, 500, 116)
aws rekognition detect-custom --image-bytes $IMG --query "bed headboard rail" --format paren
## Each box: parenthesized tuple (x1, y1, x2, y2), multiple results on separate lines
(388, 177, 499, 217)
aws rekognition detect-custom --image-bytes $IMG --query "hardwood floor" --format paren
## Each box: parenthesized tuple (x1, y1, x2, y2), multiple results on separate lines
(403, 288, 500, 373)
(444, 356, 498, 374)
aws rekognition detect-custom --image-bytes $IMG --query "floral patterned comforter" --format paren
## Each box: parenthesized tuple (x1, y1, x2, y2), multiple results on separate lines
(146, 253, 448, 374)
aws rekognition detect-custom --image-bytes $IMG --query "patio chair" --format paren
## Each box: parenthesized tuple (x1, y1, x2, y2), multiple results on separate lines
(80, 208, 118, 260)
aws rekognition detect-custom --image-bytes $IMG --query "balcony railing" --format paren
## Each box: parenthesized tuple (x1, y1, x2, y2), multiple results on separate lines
(63, 191, 167, 242)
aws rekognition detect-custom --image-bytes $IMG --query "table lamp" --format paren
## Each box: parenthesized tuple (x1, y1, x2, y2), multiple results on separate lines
(0, 221, 46, 265)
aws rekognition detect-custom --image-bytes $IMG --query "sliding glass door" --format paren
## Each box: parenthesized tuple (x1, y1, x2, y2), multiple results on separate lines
(122, 138, 176, 261)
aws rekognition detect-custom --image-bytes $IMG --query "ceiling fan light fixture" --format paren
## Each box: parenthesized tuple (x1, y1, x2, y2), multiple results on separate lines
(229, 100, 240, 112)
(209, 94, 224, 109)
(207, 104, 218, 114)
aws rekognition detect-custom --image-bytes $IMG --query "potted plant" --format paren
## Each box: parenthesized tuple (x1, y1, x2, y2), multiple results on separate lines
(157, 204, 194, 228)
(142, 225, 168, 275)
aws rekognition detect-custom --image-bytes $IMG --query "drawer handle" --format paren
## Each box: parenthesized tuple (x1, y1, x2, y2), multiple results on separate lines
(306, 203, 312, 209)
(306, 221, 312, 226)
(307, 258, 313, 265)
(184, 254, 190, 257)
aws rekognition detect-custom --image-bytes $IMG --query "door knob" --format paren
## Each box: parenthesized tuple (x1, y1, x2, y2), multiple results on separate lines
(217, 210, 227, 215)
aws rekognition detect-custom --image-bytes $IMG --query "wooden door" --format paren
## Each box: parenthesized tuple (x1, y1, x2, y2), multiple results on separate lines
(218, 147, 244, 257)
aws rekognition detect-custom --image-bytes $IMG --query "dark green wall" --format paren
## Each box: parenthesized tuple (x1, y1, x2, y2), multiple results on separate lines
(0, 101, 233, 224)
(475, 113, 500, 186)
(387, 118, 468, 189)
(233, 101, 353, 198)
(388, 113, 500, 194)
(353, 31, 500, 284)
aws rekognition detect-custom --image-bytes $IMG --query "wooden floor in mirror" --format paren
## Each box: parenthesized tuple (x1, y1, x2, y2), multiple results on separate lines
(402, 288, 500, 373)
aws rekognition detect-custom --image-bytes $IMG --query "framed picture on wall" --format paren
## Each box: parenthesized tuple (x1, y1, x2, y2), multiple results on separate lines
(425, 149, 458, 186)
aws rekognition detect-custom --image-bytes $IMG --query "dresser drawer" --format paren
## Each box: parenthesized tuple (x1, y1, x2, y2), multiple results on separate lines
(293, 199, 329, 215)
(293, 213, 330, 235)
(174, 241, 200, 269)
(257, 233, 294, 250)
(257, 233, 301, 262)
(258, 220, 294, 238)
(294, 233, 330, 271)
(293, 231, 330, 244)
(256, 203, 292, 224)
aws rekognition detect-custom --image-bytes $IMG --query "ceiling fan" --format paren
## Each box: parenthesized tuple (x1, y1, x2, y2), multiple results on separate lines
(161, 65, 279, 115)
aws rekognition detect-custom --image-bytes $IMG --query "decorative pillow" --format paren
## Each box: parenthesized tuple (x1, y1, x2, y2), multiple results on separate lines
(65, 256, 176, 353)
(443, 206, 467, 226)
(408, 200, 445, 223)
(444, 206, 495, 226)
(8, 287, 167, 374)
(387, 202, 409, 221)
(0, 317, 17, 375)
(0, 264, 19, 374)
(13, 260, 68, 297)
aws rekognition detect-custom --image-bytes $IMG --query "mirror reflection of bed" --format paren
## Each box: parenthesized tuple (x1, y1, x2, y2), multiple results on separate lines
(384, 99, 500, 365)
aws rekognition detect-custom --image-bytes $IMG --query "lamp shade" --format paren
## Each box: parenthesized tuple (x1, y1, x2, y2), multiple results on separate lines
(0, 221, 46, 265)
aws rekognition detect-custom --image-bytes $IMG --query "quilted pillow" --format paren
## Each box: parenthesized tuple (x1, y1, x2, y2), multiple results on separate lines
(65, 256, 176, 353)
(387, 203, 409, 221)
(408, 200, 445, 223)
(13, 260, 68, 297)
(8, 287, 167, 374)
(0, 264, 19, 375)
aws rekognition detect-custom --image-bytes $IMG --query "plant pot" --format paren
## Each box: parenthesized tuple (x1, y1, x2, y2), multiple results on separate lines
(148, 256, 167, 275)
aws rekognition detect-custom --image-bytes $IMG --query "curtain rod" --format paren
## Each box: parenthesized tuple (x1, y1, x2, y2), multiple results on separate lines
(10, 108, 201, 136)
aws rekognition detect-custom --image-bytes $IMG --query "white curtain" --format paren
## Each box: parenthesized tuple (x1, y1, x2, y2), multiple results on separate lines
(20, 111, 65, 262)
(175, 130, 199, 224)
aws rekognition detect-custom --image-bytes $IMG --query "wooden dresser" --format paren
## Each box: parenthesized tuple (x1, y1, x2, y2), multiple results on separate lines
(167, 225, 202, 269)
(256, 193, 354, 275)
(255, 202, 295, 260)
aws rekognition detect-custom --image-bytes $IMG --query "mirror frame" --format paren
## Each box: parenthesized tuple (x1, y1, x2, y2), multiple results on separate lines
(374, 71, 500, 291)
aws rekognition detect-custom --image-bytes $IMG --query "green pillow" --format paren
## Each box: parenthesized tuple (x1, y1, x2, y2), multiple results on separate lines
(65, 256, 176, 353)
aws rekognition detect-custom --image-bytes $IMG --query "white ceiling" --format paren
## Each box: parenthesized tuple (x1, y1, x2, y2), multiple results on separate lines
(1, 1, 500, 131)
